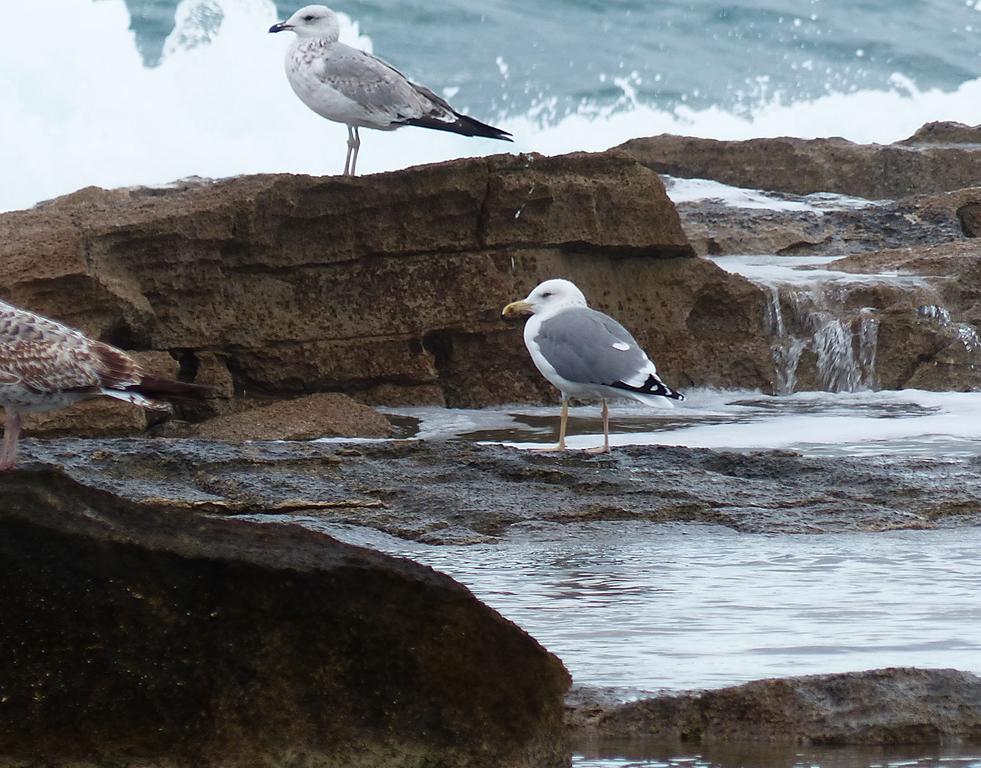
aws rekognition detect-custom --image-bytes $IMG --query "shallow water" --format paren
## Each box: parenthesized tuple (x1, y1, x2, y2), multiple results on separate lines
(307, 520, 981, 693)
(279, 515, 981, 767)
(385, 389, 981, 458)
(339, 389, 981, 766)
(572, 745, 981, 768)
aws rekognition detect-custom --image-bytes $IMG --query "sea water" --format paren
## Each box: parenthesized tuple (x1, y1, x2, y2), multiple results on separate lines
(7, 0, 981, 211)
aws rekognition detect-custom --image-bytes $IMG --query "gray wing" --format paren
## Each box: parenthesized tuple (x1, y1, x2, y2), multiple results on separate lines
(314, 44, 450, 120)
(536, 307, 653, 386)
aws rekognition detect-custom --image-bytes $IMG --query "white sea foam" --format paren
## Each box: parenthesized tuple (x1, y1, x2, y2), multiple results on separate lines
(495, 389, 981, 457)
(707, 254, 926, 287)
(664, 177, 880, 211)
(7, 1, 981, 213)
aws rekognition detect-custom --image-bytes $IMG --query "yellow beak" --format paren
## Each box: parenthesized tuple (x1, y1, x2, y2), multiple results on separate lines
(501, 299, 533, 319)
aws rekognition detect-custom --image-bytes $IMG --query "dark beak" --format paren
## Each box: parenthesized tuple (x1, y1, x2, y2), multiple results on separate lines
(268, 21, 292, 33)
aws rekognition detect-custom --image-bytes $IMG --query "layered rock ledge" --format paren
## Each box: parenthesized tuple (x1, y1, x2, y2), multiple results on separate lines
(618, 121, 981, 199)
(12, 437, 981, 542)
(0, 466, 570, 768)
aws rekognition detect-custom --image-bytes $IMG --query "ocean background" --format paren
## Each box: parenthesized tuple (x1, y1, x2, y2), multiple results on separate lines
(4, 0, 981, 212)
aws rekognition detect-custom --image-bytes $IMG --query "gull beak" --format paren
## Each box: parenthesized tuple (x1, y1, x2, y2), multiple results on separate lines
(268, 21, 292, 33)
(501, 300, 533, 320)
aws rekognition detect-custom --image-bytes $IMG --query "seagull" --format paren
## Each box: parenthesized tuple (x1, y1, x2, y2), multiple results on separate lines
(269, 4, 513, 176)
(0, 299, 213, 471)
(502, 279, 684, 453)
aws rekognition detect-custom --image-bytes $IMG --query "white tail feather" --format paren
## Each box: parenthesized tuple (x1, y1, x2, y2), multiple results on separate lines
(100, 388, 170, 412)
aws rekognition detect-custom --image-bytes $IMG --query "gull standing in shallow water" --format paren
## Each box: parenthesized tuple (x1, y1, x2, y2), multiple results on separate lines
(502, 279, 684, 453)
(269, 5, 513, 176)
(0, 300, 213, 471)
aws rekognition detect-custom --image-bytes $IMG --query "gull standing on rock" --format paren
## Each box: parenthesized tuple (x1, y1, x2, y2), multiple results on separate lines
(269, 5, 513, 176)
(502, 279, 684, 453)
(0, 300, 213, 471)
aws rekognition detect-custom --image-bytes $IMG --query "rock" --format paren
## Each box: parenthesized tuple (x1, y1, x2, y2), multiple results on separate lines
(14, 438, 981, 542)
(0, 467, 570, 768)
(193, 392, 392, 440)
(673, 192, 965, 258)
(896, 121, 981, 146)
(567, 668, 981, 745)
(22, 397, 150, 437)
(828, 241, 981, 389)
(617, 123, 981, 198)
(0, 152, 708, 410)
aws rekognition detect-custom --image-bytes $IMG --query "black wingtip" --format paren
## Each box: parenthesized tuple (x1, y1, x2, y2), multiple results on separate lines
(399, 114, 514, 141)
(612, 374, 685, 401)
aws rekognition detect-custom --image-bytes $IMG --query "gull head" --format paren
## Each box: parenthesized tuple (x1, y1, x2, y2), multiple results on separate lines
(269, 5, 340, 41)
(502, 279, 588, 320)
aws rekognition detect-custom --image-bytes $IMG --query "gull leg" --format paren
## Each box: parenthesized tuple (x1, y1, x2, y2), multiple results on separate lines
(533, 398, 569, 452)
(0, 410, 22, 471)
(350, 127, 361, 176)
(344, 125, 355, 176)
(585, 399, 611, 454)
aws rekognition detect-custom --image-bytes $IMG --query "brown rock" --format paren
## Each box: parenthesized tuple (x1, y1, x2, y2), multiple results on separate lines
(2, 152, 789, 404)
(194, 392, 392, 440)
(569, 668, 981, 745)
(896, 120, 981, 145)
(22, 398, 150, 438)
(617, 123, 981, 199)
(0, 467, 570, 768)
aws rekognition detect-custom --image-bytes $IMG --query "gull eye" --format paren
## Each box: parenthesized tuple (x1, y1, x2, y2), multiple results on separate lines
(541, 292, 553, 298)
(303, 14, 315, 21)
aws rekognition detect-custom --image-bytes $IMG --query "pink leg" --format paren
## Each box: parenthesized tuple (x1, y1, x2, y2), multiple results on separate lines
(0, 410, 22, 471)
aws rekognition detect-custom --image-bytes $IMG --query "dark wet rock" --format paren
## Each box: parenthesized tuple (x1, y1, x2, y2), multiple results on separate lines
(0, 466, 570, 768)
(191, 392, 393, 440)
(12, 438, 981, 542)
(567, 668, 981, 745)
(674, 194, 966, 258)
(617, 123, 981, 198)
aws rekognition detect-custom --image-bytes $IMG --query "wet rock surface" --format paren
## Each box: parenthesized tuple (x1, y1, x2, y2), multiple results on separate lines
(12, 437, 981, 543)
(567, 668, 981, 746)
(0, 465, 570, 768)
(674, 192, 966, 258)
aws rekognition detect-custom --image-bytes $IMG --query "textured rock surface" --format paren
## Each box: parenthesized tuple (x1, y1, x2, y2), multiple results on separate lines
(191, 392, 392, 440)
(0, 467, 570, 768)
(0, 152, 717, 414)
(673, 191, 966, 258)
(13, 437, 981, 543)
(618, 122, 981, 199)
(568, 668, 981, 745)
(829, 241, 981, 390)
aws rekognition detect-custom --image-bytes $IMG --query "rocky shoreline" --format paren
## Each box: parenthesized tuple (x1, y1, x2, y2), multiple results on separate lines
(4, 123, 981, 766)
(12, 436, 981, 541)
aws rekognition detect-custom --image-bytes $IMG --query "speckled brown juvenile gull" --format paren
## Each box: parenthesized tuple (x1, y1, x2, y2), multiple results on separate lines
(268, 4, 512, 176)
(0, 299, 211, 470)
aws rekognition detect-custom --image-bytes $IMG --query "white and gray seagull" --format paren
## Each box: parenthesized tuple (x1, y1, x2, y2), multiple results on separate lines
(269, 5, 513, 176)
(502, 279, 684, 453)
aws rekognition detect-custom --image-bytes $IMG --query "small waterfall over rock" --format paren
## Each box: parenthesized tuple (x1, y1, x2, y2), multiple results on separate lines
(709, 254, 981, 395)
(764, 285, 880, 394)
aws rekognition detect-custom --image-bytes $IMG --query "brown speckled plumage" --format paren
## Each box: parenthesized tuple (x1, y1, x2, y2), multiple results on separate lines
(0, 299, 211, 470)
